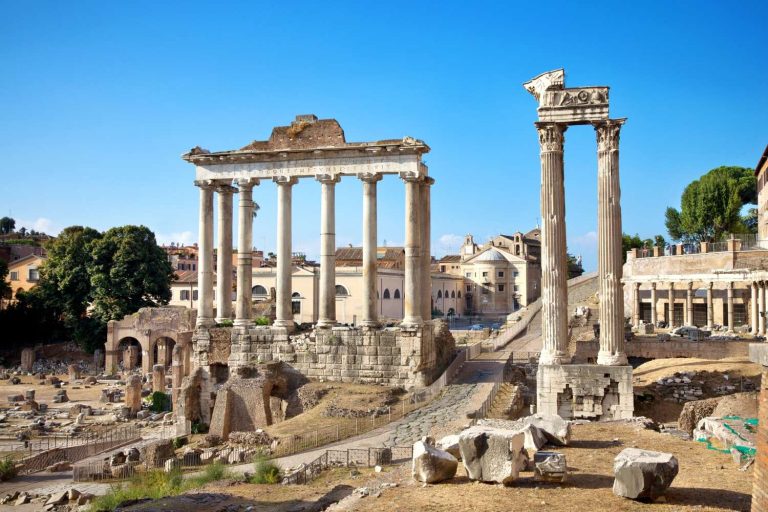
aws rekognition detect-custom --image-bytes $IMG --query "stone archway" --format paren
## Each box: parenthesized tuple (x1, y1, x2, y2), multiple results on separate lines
(152, 336, 177, 367)
(117, 337, 142, 371)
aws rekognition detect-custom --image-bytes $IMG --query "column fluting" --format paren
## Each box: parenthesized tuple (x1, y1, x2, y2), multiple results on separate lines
(215, 184, 236, 323)
(316, 174, 340, 327)
(234, 179, 257, 326)
(274, 176, 298, 330)
(360, 173, 382, 327)
(195, 180, 215, 327)
(402, 172, 423, 327)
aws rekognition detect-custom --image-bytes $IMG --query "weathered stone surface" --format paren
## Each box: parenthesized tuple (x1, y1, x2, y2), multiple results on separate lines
(458, 425, 527, 484)
(612, 448, 678, 501)
(521, 414, 571, 446)
(141, 439, 175, 469)
(475, 418, 547, 455)
(436, 434, 461, 460)
(533, 451, 567, 482)
(678, 397, 720, 434)
(412, 437, 458, 484)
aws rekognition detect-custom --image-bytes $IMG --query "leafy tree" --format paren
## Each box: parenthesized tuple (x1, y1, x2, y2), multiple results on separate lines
(567, 253, 583, 279)
(654, 235, 667, 248)
(0, 217, 15, 234)
(89, 225, 174, 322)
(665, 166, 755, 242)
(37, 226, 102, 324)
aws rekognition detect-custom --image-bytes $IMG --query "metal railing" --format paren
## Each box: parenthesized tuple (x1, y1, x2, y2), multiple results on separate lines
(16, 424, 140, 475)
(282, 445, 413, 485)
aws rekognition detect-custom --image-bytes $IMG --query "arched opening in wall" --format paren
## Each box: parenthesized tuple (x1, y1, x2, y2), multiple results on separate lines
(153, 337, 176, 367)
(394, 289, 401, 299)
(117, 337, 142, 371)
(292, 292, 302, 315)
(253, 285, 268, 301)
(457, 291, 461, 299)
(335, 285, 349, 297)
(210, 363, 229, 385)
(383, 289, 391, 300)
(451, 290, 456, 299)
(437, 290, 443, 299)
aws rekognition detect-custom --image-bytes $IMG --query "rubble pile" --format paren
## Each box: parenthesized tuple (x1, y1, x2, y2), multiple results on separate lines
(652, 370, 757, 404)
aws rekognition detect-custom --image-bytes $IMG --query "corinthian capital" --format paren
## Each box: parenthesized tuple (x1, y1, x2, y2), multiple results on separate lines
(358, 172, 382, 184)
(193, 179, 215, 190)
(594, 118, 626, 153)
(535, 123, 567, 153)
(315, 173, 341, 185)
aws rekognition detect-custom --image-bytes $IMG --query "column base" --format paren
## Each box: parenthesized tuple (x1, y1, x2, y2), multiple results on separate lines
(215, 317, 233, 324)
(597, 351, 628, 366)
(401, 316, 423, 329)
(196, 317, 215, 328)
(233, 319, 254, 328)
(538, 350, 571, 365)
(316, 319, 336, 329)
(358, 320, 380, 329)
(273, 319, 296, 332)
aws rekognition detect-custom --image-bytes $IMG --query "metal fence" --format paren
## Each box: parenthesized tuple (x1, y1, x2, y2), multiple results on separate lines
(16, 424, 140, 475)
(282, 445, 413, 485)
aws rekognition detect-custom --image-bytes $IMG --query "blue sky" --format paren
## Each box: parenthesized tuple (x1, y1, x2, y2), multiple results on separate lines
(1, 1, 766, 271)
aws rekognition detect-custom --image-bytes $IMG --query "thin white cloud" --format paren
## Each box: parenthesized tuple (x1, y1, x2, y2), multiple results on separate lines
(156, 231, 196, 246)
(17, 217, 59, 235)
(435, 233, 463, 256)
(571, 231, 597, 247)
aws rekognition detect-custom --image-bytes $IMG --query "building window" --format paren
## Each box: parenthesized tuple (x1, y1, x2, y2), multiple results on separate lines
(457, 291, 461, 299)
(440, 265, 446, 272)
(437, 290, 443, 299)
(394, 289, 401, 299)
(28, 268, 39, 282)
(481, 287, 489, 295)
(482, 271, 488, 277)
(335, 285, 349, 296)
(180, 290, 190, 300)
(192, 290, 199, 301)
(513, 271, 519, 277)
(498, 284, 505, 292)
(466, 285, 471, 292)
(9, 271, 18, 281)
(291, 292, 301, 314)
(498, 271, 504, 278)
(451, 290, 456, 298)
(383, 289, 391, 300)
(465, 272, 472, 278)
(514, 285, 519, 292)
(253, 285, 268, 295)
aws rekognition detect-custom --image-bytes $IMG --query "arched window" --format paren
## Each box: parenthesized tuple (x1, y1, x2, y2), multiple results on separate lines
(437, 290, 443, 299)
(253, 285, 268, 295)
(291, 292, 301, 314)
(383, 289, 391, 300)
(457, 291, 462, 299)
(451, 290, 456, 299)
(335, 285, 349, 296)
(394, 289, 401, 299)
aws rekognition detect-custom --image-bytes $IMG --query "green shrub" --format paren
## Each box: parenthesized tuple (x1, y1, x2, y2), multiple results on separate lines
(188, 461, 230, 488)
(254, 316, 270, 326)
(172, 436, 188, 450)
(149, 391, 170, 413)
(0, 457, 17, 481)
(250, 454, 281, 484)
(191, 421, 208, 434)
(217, 319, 233, 327)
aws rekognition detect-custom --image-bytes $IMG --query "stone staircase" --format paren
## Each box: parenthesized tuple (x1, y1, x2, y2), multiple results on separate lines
(485, 383, 525, 419)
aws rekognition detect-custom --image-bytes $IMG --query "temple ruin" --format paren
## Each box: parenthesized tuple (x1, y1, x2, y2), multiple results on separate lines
(525, 69, 634, 420)
(176, 115, 455, 432)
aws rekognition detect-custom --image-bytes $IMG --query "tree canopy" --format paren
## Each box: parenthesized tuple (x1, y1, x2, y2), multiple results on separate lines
(89, 225, 174, 322)
(665, 166, 756, 243)
(0, 217, 15, 234)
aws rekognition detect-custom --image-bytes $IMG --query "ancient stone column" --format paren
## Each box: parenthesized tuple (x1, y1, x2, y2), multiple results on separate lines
(93, 348, 104, 370)
(316, 174, 340, 327)
(668, 282, 675, 328)
(753, 282, 760, 334)
(595, 120, 627, 365)
(402, 172, 423, 327)
(234, 178, 257, 327)
(68, 364, 79, 382)
(274, 176, 298, 330)
(360, 173, 382, 327)
(215, 184, 236, 323)
(650, 282, 658, 325)
(749, 344, 768, 512)
(195, 180, 215, 327)
(760, 282, 766, 336)
(686, 282, 694, 326)
(420, 177, 434, 322)
(20, 348, 35, 372)
(171, 346, 183, 408)
(632, 282, 641, 328)
(152, 364, 165, 394)
(125, 375, 142, 417)
(727, 281, 735, 332)
(535, 123, 570, 364)
(707, 282, 714, 329)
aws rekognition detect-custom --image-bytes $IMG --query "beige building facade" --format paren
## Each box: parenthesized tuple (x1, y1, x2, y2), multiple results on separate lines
(757, 144, 768, 242)
(5, 254, 45, 299)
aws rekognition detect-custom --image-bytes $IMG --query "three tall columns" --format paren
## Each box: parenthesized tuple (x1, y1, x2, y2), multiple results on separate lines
(536, 123, 570, 365)
(595, 120, 627, 365)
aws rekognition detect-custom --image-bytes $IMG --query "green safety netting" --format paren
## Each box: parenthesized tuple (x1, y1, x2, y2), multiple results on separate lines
(696, 415, 758, 457)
